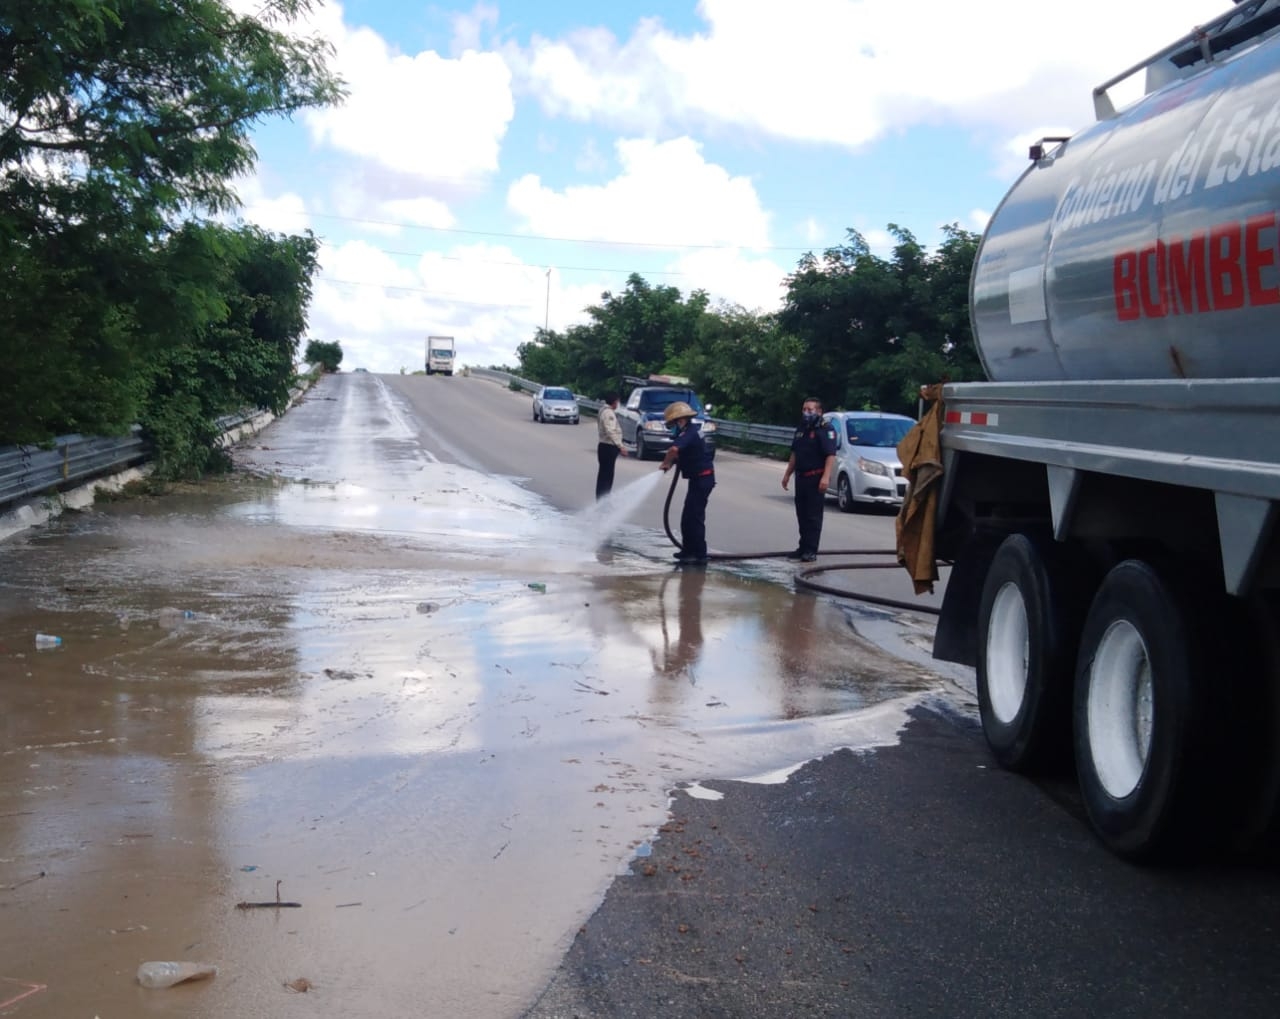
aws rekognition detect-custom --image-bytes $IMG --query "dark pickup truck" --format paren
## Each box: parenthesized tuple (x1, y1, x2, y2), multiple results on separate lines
(615, 378, 717, 461)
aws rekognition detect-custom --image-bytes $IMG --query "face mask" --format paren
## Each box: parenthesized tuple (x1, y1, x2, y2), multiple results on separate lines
(668, 423, 681, 436)
(802, 411, 820, 427)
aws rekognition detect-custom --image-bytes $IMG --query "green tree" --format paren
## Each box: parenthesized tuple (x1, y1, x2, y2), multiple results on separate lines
(674, 306, 803, 423)
(514, 223, 981, 424)
(304, 339, 343, 373)
(518, 275, 712, 397)
(0, 0, 343, 444)
(136, 223, 320, 476)
(779, 224, 982, 415)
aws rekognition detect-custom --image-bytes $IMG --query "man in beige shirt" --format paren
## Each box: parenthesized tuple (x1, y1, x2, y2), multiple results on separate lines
(596, 391, 627, 499)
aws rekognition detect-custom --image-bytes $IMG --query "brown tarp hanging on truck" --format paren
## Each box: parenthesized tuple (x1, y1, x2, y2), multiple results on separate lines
(895, 384, 945, 595)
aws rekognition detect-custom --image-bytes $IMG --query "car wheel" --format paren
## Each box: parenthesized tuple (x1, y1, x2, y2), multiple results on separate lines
(1073, 558, 1221, 860)
(532, 406, 538, 421)
(635, 433, 648, 460)
(837, 474, 855, 513)
(976, 534, 1084, 773)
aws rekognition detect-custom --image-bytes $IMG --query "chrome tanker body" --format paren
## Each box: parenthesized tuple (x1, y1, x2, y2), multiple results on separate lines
(974, 7, 1280, 382)
(933, 2, 1280, 862)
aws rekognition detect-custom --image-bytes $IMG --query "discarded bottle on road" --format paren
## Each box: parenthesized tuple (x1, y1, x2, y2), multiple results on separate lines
(136, 960, 218, 989)
(34, 633, 62, 649)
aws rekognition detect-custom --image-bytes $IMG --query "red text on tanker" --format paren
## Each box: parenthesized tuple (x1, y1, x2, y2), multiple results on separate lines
(1113, 212, 1280, 320)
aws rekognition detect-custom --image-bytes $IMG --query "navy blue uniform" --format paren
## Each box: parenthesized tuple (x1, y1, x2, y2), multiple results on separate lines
(673, 425, 715, 560)
(791, 421, 837, 556)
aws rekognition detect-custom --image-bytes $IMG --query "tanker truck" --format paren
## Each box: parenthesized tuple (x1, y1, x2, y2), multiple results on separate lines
(932, 0, 1280, 860)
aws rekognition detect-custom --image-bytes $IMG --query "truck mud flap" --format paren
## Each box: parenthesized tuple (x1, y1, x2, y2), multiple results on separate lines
(933, 529, 1007, 667)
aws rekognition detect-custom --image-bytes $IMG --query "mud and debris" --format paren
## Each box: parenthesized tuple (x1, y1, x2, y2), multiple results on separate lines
(0, 376, 940, 1017)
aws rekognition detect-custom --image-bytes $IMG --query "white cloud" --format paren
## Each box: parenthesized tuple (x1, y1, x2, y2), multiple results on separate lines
(511, 0, 1216, 147)
(233, 0, 514, 187)
(305, 33, 514, 183)
(450, 3, 499, 53)
(235, 174, 310, 234)
(667, 248, 790, 313)
(507, 136, 770, 248)
(862, 228, 896, 256)
(800, 217, 825, 245)
(303, 238, 608, 373)
(378, 197, 456, 230)
(967, 208, 991, 234)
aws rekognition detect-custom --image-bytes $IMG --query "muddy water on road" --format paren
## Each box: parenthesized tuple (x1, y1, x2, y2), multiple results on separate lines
(0, 377, 940, 1017)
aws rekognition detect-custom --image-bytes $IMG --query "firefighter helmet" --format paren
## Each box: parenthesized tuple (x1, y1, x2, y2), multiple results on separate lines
(663, 401, 695, 424)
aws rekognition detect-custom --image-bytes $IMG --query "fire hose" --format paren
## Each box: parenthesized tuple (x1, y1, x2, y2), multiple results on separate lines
(660, 467, 941, 616)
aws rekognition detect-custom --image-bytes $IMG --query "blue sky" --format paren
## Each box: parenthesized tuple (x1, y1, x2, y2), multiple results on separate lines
(229, 0, 1224, 373)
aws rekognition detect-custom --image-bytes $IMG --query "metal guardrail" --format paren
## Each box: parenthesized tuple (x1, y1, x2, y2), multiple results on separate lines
(466, 367, 795, 448)
(0, 369, 321, 513)
(0, 426, 152, 510)
(710, 420, 795, 445)
(0, 369, 792, 512)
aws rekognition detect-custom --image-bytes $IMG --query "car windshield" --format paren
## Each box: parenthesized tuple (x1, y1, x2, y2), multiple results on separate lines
(430, 348, 453, 357)
(543, 388, 574, 401)
(845, 417, 913, 447)
(642, 390, 703, 413)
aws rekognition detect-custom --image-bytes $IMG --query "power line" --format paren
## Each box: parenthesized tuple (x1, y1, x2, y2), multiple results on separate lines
(248, 205, 817, 253)
(371, 248, 689, 277)
(316, 275, 667, 301)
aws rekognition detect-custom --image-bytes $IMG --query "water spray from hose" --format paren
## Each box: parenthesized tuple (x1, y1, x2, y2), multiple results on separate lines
(658, 468, 940, 615)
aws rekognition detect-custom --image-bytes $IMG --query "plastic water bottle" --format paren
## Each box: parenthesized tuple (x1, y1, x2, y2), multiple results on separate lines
(136, 961, 218, 989)
(34, 633, 62, 649)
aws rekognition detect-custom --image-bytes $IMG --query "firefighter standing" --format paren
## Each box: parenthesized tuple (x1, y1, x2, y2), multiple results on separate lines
(659, 401, 714, 566)
(781, 396, 837, 562)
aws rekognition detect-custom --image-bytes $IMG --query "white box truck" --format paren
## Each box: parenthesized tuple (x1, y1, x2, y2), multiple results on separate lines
(923, 1, 1280, 861)
(425, 336, 455, 376)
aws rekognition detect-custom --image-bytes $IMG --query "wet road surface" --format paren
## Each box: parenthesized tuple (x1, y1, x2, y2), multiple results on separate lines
(528, 706, 1280, 1019)
(0, 374, 951, 1017)
(376, 371, 949, 614)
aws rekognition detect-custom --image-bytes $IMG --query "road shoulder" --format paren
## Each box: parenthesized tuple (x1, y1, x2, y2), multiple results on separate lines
(524, 700, 1280, 1019)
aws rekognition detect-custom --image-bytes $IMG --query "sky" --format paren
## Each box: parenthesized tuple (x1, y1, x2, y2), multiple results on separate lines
(229, 0, 1227, 374)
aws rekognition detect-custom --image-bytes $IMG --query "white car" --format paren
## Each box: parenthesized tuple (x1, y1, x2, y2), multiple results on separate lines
(823, 411, 916, 510)
(532, 385, 580, 424)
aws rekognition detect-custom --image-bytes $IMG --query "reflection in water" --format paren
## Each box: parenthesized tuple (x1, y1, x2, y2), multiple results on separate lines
(776, 590, 821, 719)
(651, 567, 707, 681)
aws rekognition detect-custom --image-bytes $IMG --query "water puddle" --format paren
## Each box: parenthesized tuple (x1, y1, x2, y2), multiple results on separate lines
(0, 376, 943, 1018)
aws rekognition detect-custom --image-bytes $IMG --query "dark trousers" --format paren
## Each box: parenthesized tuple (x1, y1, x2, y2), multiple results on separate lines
(680, 474, 715, 559)
(795, 474, 825, 554)
(596, 443, 620, 499)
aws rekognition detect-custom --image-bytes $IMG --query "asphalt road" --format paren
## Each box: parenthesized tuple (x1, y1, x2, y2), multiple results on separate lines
(378, 371, 1280, 1018)
(381, 372, 946, 612)
(526, 704, 1280, 1019)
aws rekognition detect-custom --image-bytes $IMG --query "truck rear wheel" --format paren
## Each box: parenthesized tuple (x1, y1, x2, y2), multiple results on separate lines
(1072, 559, 1218, 860)
(976, 534, 1080, 773)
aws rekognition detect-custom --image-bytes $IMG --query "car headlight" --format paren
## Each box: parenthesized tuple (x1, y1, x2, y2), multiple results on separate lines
(699, 421, 716, 433)
(643, 420, 669, 433)
(857, 456, 890, 477)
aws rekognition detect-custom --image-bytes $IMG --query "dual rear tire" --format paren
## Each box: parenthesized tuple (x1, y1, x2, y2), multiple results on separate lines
(977, 535, 1231, 860)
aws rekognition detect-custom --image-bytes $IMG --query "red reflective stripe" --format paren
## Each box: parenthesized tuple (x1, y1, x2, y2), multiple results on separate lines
(697, 468, 714, 476)
(945, 410, 1000, 427)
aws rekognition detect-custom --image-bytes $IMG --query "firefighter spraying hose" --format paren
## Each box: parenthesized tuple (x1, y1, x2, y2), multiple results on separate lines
(656, 463, 941, 616)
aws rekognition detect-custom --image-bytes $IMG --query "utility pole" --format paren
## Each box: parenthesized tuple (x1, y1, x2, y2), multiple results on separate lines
(544, 267, 551, 333)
